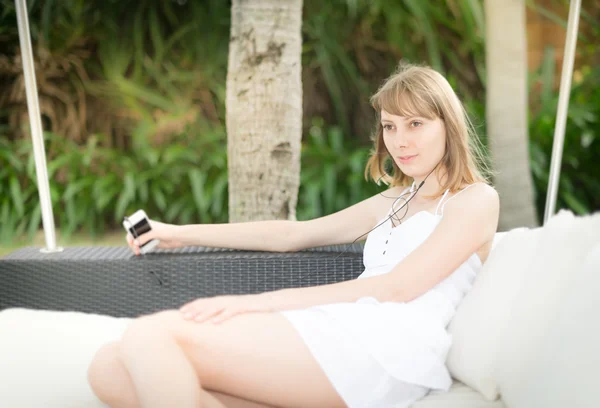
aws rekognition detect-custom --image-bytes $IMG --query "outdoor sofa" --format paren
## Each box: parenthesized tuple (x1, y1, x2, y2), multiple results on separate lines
(0, 209, 599, 408)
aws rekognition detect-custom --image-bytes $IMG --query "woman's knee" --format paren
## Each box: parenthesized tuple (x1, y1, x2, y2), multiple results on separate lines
(88, 341, 140, 407)
(87, 342, 121, 399)
(119, 311, 181, 354)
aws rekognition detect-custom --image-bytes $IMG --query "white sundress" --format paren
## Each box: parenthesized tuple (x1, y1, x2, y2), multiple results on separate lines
(280, 184, 482, 408)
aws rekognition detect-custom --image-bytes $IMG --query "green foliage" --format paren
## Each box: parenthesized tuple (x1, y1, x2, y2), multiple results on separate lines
(0, 0, 91, 51)
(0, 123, 229, 245)
(298, 118, 381, 221)
(302, 0, 486, 139)
(86, 0, 229, 119)
(0, 0, 598, 245)
(529, 54, 600, 218)
(1, 66, 598, 244)
(0, 137, 39, 242)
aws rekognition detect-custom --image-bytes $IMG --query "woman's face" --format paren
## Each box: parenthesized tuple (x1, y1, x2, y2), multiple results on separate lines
(381, 109, 446, 179)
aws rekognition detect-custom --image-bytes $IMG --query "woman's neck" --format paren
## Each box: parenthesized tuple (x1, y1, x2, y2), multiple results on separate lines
(412, 170, 445, 197)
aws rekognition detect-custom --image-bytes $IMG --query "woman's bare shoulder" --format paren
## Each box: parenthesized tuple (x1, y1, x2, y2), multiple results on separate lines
(447, 183, 499, 262)
(446, 182, 500, 222)
(457, 182, 498, 201)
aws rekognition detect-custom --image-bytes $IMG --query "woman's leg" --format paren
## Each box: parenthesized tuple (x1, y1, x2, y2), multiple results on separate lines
(90, 310, 346, 408)
(88, 342, 276, 408)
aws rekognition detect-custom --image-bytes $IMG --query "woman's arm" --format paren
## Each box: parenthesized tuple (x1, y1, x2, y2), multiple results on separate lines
(180, 184, 499, 322)
(175, 220, 296, 252)
(384, 183, 499, 302)
(180, 273, 393, 323)
(263, 183, 499, 309)
(129, 188, 391, 254)
(264, 272, 392, 310)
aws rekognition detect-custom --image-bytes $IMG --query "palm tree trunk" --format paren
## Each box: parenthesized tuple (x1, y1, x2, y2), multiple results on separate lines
(485, 0, 538, 230)
(226, 0, 303, 222)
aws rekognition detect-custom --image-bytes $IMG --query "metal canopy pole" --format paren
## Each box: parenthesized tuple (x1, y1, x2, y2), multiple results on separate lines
(15, 0, 62, 253)
(543, 0, 582, 224)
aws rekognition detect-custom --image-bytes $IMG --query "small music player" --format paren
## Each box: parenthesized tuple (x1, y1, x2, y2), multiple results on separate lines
(123, 209, 160, 254)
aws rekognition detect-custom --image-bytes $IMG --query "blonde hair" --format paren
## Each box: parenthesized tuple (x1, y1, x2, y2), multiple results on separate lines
(364, 63, 492, 198)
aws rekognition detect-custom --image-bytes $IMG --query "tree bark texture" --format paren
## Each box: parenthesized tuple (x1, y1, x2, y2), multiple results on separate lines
(486, 0, 539, 230)
(226, 0, 303, 222)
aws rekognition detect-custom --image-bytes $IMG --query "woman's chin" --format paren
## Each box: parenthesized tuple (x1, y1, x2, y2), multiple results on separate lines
(396, 163, 418, 176)
(396, 160, 438, 179)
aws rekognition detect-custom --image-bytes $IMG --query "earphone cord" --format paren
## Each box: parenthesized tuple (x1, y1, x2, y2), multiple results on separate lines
(294, 161, 441, 283)
(128, 163, 441, 288)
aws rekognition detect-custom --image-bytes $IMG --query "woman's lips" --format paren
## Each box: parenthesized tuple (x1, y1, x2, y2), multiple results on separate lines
(397, 154, 417, 163)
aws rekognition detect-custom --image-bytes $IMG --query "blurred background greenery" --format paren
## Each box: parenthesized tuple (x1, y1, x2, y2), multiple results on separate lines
(0, 0, 598, 252)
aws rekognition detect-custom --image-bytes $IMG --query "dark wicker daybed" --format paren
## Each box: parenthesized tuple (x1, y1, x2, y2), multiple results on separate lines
(0, 244, 364, 317)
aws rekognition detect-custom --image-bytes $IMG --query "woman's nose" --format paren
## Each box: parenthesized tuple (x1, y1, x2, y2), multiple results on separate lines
(392, 129, 408, 148)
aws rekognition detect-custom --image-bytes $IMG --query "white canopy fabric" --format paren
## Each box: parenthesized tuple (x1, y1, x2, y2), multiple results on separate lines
(13, 0, 582, 252)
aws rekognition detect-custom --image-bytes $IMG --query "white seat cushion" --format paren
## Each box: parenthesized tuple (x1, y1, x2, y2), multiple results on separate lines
(0, 310, 506, 408)
(445, 226, 541, 400)
(0, 308, 131, 408)
(413, 380, 506, 407)
(496, 211, 600, 408)
(513, 242, 600, 408)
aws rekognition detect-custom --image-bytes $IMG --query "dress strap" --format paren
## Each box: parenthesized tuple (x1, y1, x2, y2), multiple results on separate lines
(437, 183, 478, 216)
(434, 189, 451, 216)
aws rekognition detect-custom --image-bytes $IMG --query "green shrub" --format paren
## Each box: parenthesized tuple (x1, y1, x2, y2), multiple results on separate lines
(0, 122, 230, 245)
(529, 53, 600, 219)
(298, 118, 381, 221)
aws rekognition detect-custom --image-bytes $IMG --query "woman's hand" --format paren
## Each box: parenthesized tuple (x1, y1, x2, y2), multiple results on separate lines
(126, 219, 183, 255)
(179, 293, 276, 324)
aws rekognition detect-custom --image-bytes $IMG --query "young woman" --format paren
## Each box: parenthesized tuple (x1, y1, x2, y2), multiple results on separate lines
(88, 63, 499, 408)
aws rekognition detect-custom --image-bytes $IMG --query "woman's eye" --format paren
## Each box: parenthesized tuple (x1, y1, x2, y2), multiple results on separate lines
(410, 121, 423, 128)
(383, 124, 394, 131)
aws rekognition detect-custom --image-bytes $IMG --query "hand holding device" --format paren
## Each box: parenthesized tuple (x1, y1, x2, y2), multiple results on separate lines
(123, 209, 160, 255)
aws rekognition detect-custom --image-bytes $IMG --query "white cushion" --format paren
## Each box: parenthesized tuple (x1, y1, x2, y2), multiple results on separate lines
(496, 211, 600, 406)
(491, 231, 508, 251)
(446, 226, 542, 400)
(413, 380, 506, 407)
(508, 242, 600, 408)
(0, 308, 131, 408)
